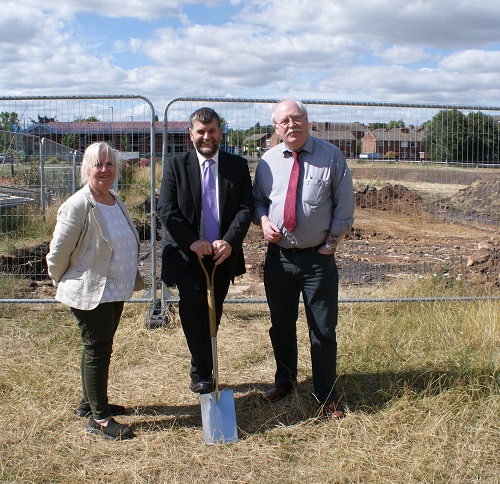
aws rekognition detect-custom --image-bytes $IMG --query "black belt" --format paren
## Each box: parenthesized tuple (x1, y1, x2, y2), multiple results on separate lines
(279, 244, 321, 253)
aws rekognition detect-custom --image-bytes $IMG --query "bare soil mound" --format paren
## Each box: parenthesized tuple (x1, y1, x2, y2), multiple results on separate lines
(450, 241, 500, 288)
(348, 181, 500, 288)
(0, 242, 50, 280)
(355, 184, 424, 214)
(446, 179, 500, 216)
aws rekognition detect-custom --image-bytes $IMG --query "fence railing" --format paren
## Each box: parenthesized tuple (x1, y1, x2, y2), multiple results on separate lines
(1, 95, 499, 320)
(162, 97, 500, 307)
(0, 95, 159, 320)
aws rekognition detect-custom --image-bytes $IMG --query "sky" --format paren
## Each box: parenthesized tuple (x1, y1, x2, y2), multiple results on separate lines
(2, 0, 500, 116)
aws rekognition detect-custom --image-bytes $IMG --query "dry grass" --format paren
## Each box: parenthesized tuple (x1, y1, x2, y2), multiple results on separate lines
(0, 294, 499, 483)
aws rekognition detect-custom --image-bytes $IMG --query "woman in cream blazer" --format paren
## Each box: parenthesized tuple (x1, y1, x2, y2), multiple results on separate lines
(47, 142, 143, 441)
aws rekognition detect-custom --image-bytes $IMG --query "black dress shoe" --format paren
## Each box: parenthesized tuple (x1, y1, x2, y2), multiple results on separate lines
(261, 386, 292, 402)
(77, 400, 128, 418)
(190, 378, 214, 394)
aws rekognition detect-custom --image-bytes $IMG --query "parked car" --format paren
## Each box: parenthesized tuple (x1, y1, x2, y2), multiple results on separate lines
(359, 152, 381, 159)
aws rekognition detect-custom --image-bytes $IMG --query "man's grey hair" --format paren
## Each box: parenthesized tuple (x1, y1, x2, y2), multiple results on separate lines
(271, 99, 308, 125)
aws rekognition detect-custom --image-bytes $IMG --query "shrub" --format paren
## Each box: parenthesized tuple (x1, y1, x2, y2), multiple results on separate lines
(385, 150, 398, 160)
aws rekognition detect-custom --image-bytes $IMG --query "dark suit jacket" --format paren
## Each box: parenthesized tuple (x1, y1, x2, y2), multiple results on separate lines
(157, 150, 254, 287)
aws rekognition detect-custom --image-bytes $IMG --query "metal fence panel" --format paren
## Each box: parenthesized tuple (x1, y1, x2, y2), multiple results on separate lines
(1, 96, 499, 308)
(162, 98, 500, 303)
(0, 95, 157, 311)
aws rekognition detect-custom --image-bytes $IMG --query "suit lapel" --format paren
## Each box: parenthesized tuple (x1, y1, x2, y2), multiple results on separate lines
(91, 205, 113, 248)
(83, 185, 112, 248)
(217, 151, 230, 225)
(187, 151, 202, 224)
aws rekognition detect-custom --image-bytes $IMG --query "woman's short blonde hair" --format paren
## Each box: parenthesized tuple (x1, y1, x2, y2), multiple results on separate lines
(80, 142, 121, 186)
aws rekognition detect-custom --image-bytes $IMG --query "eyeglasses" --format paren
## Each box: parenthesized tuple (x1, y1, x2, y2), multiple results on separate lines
(275, 113, 306, 128)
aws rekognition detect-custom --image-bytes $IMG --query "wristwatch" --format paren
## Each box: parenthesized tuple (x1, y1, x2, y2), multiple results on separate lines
(324, 243, 336, 253)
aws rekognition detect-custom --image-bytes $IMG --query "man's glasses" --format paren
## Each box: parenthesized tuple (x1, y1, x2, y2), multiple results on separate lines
(275, 113, 306, 127)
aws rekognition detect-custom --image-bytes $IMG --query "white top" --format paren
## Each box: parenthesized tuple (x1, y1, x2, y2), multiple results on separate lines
(97, 202, 139, 303)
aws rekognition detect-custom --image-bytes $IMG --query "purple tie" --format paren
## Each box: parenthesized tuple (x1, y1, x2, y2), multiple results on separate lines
(202, 159, 219, 243)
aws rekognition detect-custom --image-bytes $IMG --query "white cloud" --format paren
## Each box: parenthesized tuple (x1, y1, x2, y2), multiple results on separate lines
(373, 44, 435, 65)
(236, 0, 500, 48)
(0, 4, 63, 44)
(439, 50, 500, 73)
(2, 0, 500, 110)
(15, 0, 183, 20)
(312, 64, 500, 106)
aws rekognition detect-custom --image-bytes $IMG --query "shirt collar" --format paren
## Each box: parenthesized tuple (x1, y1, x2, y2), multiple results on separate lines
(196, 150, 220, 167)
(280, 134, 312, 156)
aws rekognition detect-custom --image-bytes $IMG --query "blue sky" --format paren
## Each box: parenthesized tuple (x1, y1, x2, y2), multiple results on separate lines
(2, 0, 500, 115)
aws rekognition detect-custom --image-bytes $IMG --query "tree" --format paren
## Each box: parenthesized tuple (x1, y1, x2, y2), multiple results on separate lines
(30, 115, 56, 124)
(0, 112, 20, 150)
(228, 123, 274, 149)
(423, 109, 467, 162)
(387, 119, 405, 129)
(74, 115, 101, 122)
(0, 111, 20, 132)
(121, 133, 131, 151)
(423, 109, 499, 164)
(0, 112, 21, 175)
(356, 139, 363, 156)
(466, 111, 499, 164)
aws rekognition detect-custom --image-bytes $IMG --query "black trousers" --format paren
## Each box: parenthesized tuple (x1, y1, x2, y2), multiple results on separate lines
(175, 258, 230, 382)
(264, 245, 339, 403)
(71, 301, 124, 420)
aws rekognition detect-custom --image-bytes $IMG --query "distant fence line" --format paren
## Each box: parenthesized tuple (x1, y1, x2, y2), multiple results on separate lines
(1, 95, 500, 319)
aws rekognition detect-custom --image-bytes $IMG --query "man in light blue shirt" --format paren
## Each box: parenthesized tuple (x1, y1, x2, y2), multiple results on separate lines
(253, 99, 354, 418)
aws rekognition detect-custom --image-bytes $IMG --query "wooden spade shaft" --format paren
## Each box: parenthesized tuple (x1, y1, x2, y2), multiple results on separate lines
(198, 257, 220, 401)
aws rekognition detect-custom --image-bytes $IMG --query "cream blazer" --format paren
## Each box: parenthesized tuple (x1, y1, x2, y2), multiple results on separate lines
(46, 184, 144, 310)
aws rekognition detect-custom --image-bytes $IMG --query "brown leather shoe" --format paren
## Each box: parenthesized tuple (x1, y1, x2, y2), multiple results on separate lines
(261, 386, 291, 402)
(323, 400, 345, 419)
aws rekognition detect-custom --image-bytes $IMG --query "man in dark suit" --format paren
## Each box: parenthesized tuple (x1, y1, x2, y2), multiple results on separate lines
(158, 107, 254, 394)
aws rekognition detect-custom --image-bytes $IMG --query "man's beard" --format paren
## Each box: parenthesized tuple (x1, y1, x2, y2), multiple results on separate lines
(195, 141, 219, 158)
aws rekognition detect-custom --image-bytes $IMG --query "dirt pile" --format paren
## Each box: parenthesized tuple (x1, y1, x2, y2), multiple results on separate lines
(355, 184, 424, 215)
(451, 240, 500, 287)
(0, 242, 50, 280)
(446, 179, 500, 216)
(350, 180, 500, 286)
